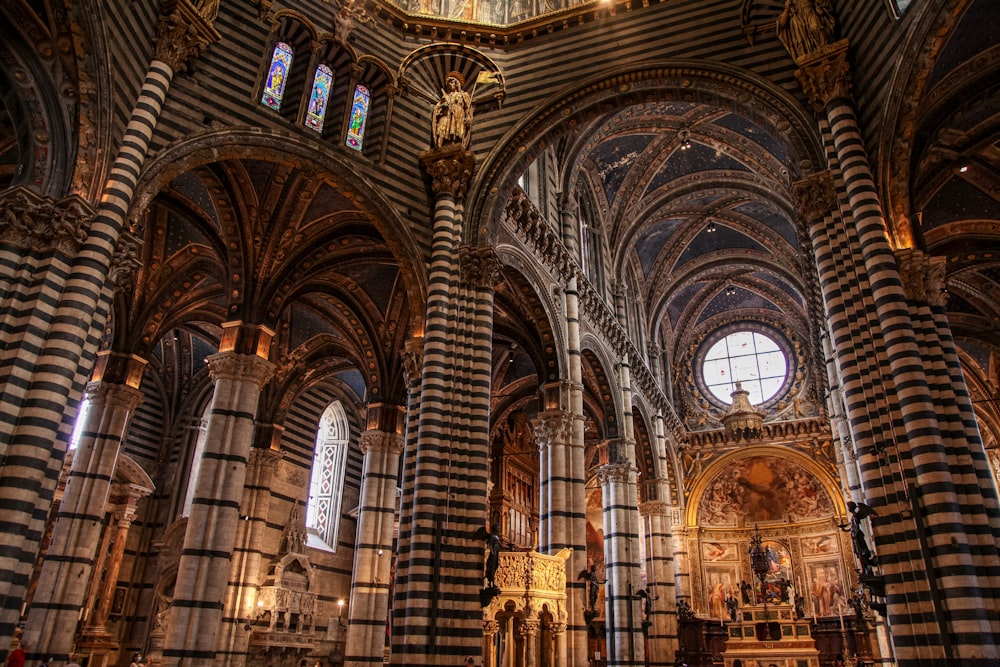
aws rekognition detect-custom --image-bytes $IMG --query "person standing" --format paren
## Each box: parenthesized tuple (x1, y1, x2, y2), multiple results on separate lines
(4, 641, 29, 667)
(129, 652, 142, 667)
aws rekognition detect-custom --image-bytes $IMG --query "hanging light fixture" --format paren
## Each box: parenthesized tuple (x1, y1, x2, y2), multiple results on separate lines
(722, 381, 763, 441)
(678, 127, 692, 151)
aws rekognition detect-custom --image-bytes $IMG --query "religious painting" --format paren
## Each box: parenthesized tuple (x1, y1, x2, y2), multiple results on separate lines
(756, 540, 793, 604)
(703, 565, 739, 620)
(807, 559, 848, 617)
(702, 541, 739, 562)
(801, 533, 838, 556)
(697, 455, 835, 526)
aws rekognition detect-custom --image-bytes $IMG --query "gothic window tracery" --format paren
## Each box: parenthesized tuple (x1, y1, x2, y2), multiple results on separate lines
(306, 400, 350, 550)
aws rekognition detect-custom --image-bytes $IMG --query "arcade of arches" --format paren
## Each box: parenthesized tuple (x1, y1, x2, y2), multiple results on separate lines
(1, 1, 999, 667)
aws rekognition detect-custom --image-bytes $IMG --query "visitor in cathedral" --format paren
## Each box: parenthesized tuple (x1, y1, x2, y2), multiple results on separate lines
(3, 642, 27, 667)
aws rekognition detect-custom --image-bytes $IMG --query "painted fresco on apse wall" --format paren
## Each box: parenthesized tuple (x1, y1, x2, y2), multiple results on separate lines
(697, 455, 835, 526)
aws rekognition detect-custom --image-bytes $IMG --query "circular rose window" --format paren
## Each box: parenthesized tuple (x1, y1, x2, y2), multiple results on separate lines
(701, 330, 789, 406)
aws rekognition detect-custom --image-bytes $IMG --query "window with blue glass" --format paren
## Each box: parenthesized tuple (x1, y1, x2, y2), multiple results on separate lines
(262, 42, 293, 110)
(346, 84, 370, 151)
(305, 65, 333, 132)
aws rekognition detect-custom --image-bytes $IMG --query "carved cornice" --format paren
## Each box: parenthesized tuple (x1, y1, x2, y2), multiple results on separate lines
(359, 430, 404, 455)
(686, 417, 830, 448)
(0, 188, 95, 255)
(459, 245, 503, 288)
(84, 381, 144, 412)
(109, 231, 144, 293)
(206, 352, 276, 388)
(794, 40, 852, 112)
(155, 0, 222, 73)
(793, 171, 837, 225)
(420, 147, 476, 198)
(895, 248, 948, 308)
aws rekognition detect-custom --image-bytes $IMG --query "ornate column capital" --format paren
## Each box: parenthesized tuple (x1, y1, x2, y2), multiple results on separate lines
(84, 381, 144, 412)
(597, 462, 635, 485)
(420, 146, 476, 198)
(639, 500, 671, 518)
(0, 187, 95, 255)
(519, 618, 540, 637)
(401, 336, 424, 388)
(206, 351, 276, 388)
(459, 246, 503, 288)
(793, 171, 837, 225)
(109, 231, 144, 293)
(483, 619, 500, 635)
(794, 40, 853, 112)
(532, 411, 573, 449)
(895, 248, 948, 307)
(249, 446, 283, 471)
(359, 430, 404, 455)
(155, 0, 222, 73)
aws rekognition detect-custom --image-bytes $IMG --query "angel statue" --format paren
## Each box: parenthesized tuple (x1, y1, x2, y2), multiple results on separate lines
(775, 0, 836, 62)
(578, 564, 604, 612)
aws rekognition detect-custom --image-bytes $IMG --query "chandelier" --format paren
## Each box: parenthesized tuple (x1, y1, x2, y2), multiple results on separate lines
(721, 382, 763, 441)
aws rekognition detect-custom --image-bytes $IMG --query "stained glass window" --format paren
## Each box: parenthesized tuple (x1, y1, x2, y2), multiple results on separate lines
(346, 84, 370, 151)
(262, 42, 293, 111)
(305, 65, 333, 132)
(306, 401, 350, 551)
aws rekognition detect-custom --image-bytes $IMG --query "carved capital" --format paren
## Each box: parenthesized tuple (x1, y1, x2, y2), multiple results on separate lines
(420, 147, 476, 198)
(597, 462, 635, 485)
(483, 620, 500, 635)
(109, 231, 144, 293)
(793, 171, 837, 225)
(401, 337, 424, 388)
(155, 0, 222, 73)
(895, 248, 948, 307)
(532, 411, 573, 449)
(359, 430, 404, 456)
(0, 187, 95, 255)
(249, 447, 283, 471)
(84, 382, 144, 412)
(519, 619, 540, 637)
(639, 500, 671, 518)
(459, 246, 503, 288)
(794, 41, 852, 112)
(206, 352, 276, 388)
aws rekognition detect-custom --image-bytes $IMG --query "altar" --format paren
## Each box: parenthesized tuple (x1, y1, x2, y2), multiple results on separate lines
(721, 605, 820, 667)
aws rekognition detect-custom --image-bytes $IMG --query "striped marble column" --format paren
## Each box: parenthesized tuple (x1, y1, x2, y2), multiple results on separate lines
(345, 424, 404, 667)
(0, 4, 218, 650)
(556, 188, 590, 664)
(392, 148, 498, 664)
(216, 442, 282, 667)
(22, 377, 143, 657)
(795, 40, 1000, 663)
(598, 460, 644, 667)
(162, 349, 275, 667)
(639, 466, 676, 667)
